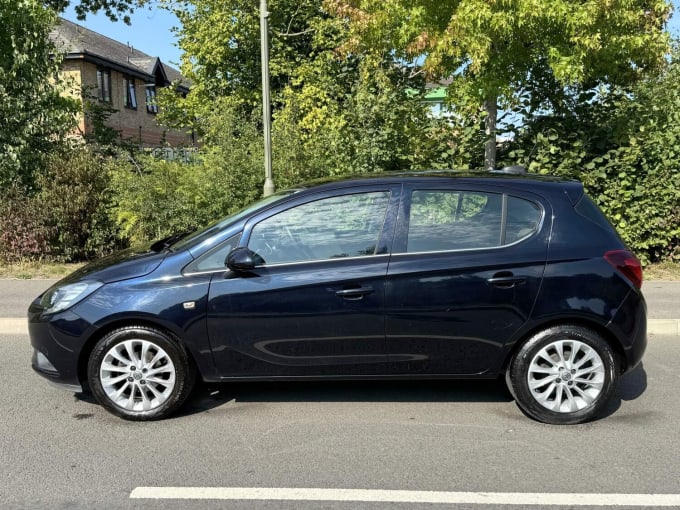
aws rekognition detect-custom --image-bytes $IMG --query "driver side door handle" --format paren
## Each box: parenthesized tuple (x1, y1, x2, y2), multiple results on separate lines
(336, 286, 374, 300)
(487, 272, 527, 288)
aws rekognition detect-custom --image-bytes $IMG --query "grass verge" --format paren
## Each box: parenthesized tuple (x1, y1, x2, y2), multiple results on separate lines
(644, 261, 680, 281)
(0, 261, 85, 280)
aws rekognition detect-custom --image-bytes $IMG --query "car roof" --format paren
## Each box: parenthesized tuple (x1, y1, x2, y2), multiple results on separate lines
(296, 170, 583, 202)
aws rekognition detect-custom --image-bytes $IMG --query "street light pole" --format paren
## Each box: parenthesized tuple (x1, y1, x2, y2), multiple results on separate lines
(260, 0, 275, 197)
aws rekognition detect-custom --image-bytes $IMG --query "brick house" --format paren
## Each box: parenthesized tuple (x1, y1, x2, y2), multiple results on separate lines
(50, 18, 193, 147)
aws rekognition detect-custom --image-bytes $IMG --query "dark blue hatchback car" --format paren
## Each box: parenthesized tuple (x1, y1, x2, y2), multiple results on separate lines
(28, 171, 646, 424)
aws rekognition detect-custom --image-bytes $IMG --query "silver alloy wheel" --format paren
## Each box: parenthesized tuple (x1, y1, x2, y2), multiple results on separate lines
(527, 339, 605, 413)
(99, 339, 176, 412)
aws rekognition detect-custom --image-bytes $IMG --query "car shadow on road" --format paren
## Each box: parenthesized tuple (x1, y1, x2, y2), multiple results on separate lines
(177, 378, 514, 418)
(178, 363, 648, 420)
(599, 362, 648, 419)
(71, 366, 648, 422)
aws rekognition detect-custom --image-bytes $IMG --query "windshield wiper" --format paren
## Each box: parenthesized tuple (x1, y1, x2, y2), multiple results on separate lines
(150, 231, 191, 252)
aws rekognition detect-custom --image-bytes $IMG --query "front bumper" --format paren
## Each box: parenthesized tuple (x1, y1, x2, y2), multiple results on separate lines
(31, 350, 82, 392)
(28, 298, 95, 391)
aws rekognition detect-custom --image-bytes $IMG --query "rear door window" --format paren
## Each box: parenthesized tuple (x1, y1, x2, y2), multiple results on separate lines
(406, 190, 541, 253)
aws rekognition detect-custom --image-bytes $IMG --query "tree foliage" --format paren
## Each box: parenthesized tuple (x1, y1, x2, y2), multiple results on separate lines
(503, 44, 680, 263)
(44, 0, 147, 23)
(329, 0, 671, 167)
(0, 0, 676, 265)
(0, 0, 79, 187)
(162, 0, 324, 125)
(160, 0, 438, 176)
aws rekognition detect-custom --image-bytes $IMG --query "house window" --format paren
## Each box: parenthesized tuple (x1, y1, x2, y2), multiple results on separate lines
(96, 68, 111, 103)
(123, 76, 137, 109)
(145, 85, 158, 114)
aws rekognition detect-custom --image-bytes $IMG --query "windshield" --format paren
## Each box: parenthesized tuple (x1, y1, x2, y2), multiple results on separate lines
(169, 189, 302, 251)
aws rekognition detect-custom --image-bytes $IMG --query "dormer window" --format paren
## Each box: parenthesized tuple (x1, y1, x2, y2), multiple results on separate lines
(145, 85, 158, 114)
(124, 76, 137, 109)
(96, 68, 111, 103)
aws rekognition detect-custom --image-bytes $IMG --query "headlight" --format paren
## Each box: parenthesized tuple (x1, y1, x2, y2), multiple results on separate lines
(39, 280, 103, 315)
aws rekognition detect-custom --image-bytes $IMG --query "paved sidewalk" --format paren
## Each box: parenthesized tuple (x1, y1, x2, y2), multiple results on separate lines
(0, 278, 677, 335)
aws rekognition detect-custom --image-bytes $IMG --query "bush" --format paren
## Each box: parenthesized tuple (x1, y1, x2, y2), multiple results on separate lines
(110, 151, 263, 246)
(0, 184, 52, 263)
(37, 147, 119, 261)
(581, 145, 680, 264)
(111, 155, 217, 245)
(111, 106, 277, 246)
(505, 123, 680, 264)
(502, 55, 680, 264)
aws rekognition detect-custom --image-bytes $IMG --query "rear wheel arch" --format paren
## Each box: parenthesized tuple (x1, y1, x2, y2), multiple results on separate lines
(505, 323, 619, 424)
(502, 318, 625, 376)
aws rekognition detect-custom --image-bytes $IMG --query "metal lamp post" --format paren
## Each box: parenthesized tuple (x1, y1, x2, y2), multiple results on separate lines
(260, 0, 275, 197)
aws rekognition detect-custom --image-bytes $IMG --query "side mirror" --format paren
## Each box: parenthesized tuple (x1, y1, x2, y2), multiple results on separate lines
(225, 247, 259, 272)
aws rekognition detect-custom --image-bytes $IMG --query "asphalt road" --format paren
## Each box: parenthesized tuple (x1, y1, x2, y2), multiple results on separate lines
(643, 281, 680, 319)
(0, 279, 54, 317)
(2, 329, 679, 510)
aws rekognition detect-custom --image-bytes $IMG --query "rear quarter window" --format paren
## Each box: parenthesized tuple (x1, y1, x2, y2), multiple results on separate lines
(505, 196, 542, 244)
(574, 194, 616, 232)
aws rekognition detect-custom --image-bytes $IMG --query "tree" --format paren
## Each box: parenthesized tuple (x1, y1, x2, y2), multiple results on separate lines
(44, 0, 147, 23)
(160, 0, 328, 128)
(160, 0, 437, 176)
(329, 0, 671, 169)
(274, 50, 433, 174)
(0, 0, 79, 188)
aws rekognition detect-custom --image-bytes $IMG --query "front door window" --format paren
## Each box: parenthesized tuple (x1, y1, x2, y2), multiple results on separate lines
(248, 191, 391, 265)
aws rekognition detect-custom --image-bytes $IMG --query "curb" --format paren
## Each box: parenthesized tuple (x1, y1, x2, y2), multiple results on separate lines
(1, 318, 679, 336)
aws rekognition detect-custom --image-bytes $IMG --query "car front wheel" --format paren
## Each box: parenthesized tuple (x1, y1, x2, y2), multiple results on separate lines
(507, 325, 617, 425)
(88, 326, 196, 421)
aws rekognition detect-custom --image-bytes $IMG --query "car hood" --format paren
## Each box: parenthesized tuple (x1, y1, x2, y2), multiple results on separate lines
(57, 245, 169, 285)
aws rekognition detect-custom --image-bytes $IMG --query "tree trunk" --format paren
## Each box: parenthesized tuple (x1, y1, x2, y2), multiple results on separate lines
(484, 95, 497, 170)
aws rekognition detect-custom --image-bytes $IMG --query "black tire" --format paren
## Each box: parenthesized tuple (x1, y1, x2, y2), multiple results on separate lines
(88, 325, 196, 421)
(507, 325, 617, 425)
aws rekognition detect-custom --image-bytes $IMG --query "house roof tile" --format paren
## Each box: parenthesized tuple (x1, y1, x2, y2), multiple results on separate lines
(51, 18, 189, 90)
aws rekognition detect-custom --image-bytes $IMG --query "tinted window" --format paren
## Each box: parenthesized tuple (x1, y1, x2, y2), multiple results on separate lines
(575, 194, 615, 232)
(407, 191, 503, 252)
(407, 191, 541, 253)
(249, 192, 391, 265)
(170, 189, 300, 252)
(505, 196, 542, 244)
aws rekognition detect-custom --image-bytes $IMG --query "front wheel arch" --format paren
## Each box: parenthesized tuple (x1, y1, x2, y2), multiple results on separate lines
(77, 318, 199, 393)
(87, 324, 197, 420)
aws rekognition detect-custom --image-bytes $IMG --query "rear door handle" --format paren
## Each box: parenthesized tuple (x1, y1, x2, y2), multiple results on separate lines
(487, 273, 526, 288)
(336, 286, 374, 300)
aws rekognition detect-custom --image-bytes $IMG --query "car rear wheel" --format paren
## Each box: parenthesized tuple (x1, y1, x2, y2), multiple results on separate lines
(507, 325, 617, 425)
(88, 326, 196, 421)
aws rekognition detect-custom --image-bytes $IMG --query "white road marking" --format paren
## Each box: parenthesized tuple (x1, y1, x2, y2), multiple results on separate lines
(130, 487, 680, 506)
(0, 319, 27, 335)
